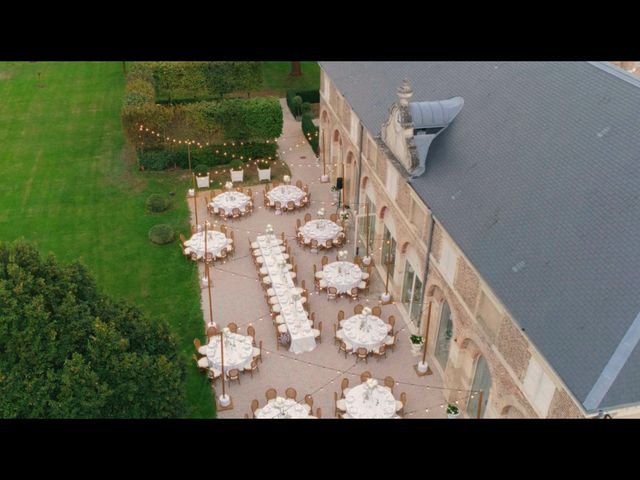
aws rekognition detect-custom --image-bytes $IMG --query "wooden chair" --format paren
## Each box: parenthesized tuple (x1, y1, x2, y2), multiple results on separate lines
(274, 201, 282, 214)
(327, 286, 338, 301)
(349, 287, 359, 301)
(193, 353, 209, 374)
(373, 344, 387, 361)
(285, 387, 297, 401)
(251, 399, 260, 418)
(220, 224, 227, 236)
(353, 255, 362, 267)
(323, 239, 333, 250)
(341, 378, 350, 398)
(337, 310, 345, 322)
(296, 218, 302, 230)
(226, 368, 241, 386)
(355, 347, 368, 364)
(310, 239, 319, 251)
(206, 325, 219, 337)
(304, 213, 311, 224)
(179, 233, 187, 245)
(384, 375, 395, 393)
(265, 388, 277, 402)
(253, 340, 263, 364)
(397, 392, 407, 417)
(193, 338, 207, 357)
(329, 213, 338, 223)
(321, 255, 329, 267)
(360, 371, 372, 383)
(312, 321, 322, 343)
(372, 306, 382, 317)
(244, 358, 260, 377)
(333, 323, 341, 346)
(304, 394, 314, 411)
(227, 322, 238, 333)
(384, 333, 397, 352)
(334, 391, 346, 418)
(286, 200, 296, 213)
(247, 188, 253, 199)
(387, 315, 396, 336)
(316, 407, 321, 418)
(354, 304, 364, 315)
(338, 340, 353, 358)
(296, 179, 303, 189)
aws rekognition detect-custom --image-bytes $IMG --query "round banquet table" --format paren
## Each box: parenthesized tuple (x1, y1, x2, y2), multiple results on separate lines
(299, 219, 341, 245)
(184, 230, 230, 260)
(205, 332, 254, 373)
(210, 191, 250, 216)
(339, 314, 389, 352)
(267, 185, 306, 207)
(322, 261, 363, 294)
(344, 383, 398, 419)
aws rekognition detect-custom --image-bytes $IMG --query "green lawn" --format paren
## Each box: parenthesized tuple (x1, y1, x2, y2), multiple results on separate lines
(0, 62, 215, 418)
(260, 62, 320, 96)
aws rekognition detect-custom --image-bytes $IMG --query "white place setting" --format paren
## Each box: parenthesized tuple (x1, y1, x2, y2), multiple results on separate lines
(339, 307, 390, 353)
(322, 261, 363, 294)
(267, 185, 306, 207)
(299, 219, 342, 245)
(343, 379, 400, 419)
(206, 329, 254, 373)
(210, 191, 250, 216)
(184, 230, 230, 260)
(256, 233, 316, 354)
(254, 396, 316, 419)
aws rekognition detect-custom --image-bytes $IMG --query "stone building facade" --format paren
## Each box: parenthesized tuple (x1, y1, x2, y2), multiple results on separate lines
(319, 66, 592, 418)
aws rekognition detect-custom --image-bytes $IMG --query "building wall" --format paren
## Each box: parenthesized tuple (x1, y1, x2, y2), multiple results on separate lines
(319, 67, 587, 418)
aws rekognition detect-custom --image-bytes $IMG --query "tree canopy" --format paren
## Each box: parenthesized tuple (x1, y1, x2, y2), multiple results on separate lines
(0, 240, 187, 418)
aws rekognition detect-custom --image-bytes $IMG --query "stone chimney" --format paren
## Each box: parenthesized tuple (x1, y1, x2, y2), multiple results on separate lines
(397, 78, 413, 106)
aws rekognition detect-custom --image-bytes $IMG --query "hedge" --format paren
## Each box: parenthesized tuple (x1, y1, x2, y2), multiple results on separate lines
(286, 89, 320, 117)
(301, 113, 319, 154)
(138, 142, 279, 171)
(145, 194, 170, 213)
(149, 224, 175, 245)
(123, 79, 156, 108)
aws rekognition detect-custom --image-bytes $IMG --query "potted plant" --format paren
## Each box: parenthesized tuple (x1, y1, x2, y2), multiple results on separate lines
(446, 404, 460, 419)
(230, 159, 244, 183)
(409, 335, 424, 356)
(331, 184, 339, 203)
(193, 164, 210, 188)
(256, 159, 271, 182)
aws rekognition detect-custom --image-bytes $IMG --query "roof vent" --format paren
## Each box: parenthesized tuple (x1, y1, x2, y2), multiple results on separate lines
(409, 97, 464, 178)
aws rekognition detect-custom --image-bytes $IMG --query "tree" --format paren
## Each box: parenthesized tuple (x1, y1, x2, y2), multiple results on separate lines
(0, 240, 188, 418)
(290, 61, 302, 77)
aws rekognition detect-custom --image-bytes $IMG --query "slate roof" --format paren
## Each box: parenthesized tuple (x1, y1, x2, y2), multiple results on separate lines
(320, 61, 640, 412)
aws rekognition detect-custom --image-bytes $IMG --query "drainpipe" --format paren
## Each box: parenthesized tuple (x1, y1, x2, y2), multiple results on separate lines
(354, 123, 364, 256)
(416, 211, 436, 335)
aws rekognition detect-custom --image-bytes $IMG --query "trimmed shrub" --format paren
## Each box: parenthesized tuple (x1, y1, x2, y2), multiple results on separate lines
(301, 113, 319, 154)
(193, 164, 209, 176)
(301, 102, 311, 114)
(145, 194, 169, 213)
(257, 159, 270, 169)
(126, 62, 155, 83)
(286, 89, 320, 116)
(148, 224, 175, 245)
(230, 159, 244, 171)
(138, 142, 278, 171)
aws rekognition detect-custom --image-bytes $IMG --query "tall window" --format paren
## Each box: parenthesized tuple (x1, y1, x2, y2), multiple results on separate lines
(402, 260, 424, 327)
(466, 355, 492, 418)
(381, 225, 396, 279)
(434, 301, 453, 370)
(357, 196, 376, 256)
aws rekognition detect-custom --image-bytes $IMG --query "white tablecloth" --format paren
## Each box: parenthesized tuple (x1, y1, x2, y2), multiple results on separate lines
(267, 185, 305, 207)
(257, 234, 316, 354)
(184, 230, 230, 260)
(255, 398, 314, 418)
(206, 332, 254, 373)
(299, 220, 341, 244)
(344, 383, 398, 419)
(339, 314, 388, 352)
(210, 191, 250, 216)
(322, 261, 363, 294)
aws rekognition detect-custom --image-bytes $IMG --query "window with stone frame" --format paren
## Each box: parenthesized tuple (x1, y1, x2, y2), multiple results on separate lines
(522, 357, 556, 417)
(357, 195, 376, 258)
(382, 225, 397, 280)
(410, 198, 427, 237)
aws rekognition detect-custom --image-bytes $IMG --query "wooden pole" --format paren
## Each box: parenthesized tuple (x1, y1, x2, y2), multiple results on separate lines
(187, 141, 192, 177)
(365, 201, 369, 258)
(206, 260, 213, 326)
(192, 173, 198, 227)
(384, 240, 391, 296)
(220, 331, 226, 398)
(204, 221, 208, 263)
(477, 390, 484, 419)
(322, 132, 326, 176)
(422, 301, 432, 364)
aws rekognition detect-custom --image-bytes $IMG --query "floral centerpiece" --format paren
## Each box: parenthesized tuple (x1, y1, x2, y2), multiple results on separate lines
(366, 378, 378, 389)
(283, 174, 291, 184)
(274, 396, 286, 409)
(265, 224, 274, 235)
(362, 306, 372, 317)
(225, 181, 233, 191)
(317, 208, 325, 219)
(337, 250, 348, 261)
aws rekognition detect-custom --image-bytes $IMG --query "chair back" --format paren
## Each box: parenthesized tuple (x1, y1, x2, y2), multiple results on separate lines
(285, 387, 297, 400)
(372, 306, 382, 317)
(360, 371, 372, 383)
(227, 322, 238, 333)
(265, 388, 277, 401)
(354, 304, 364, 315)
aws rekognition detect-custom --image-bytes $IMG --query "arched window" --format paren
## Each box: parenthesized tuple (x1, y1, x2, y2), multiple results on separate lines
(434, 301, 453, 370)
(466, 355, 492, 418)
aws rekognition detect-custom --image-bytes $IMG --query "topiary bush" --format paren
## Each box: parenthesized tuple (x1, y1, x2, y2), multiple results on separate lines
(292, 95, 303, 119)
(145, 194, 169, 213)
(301, 112, 319, 154)
(193, 164, 209, 176)
(301, 102, 311, 114)
(148, 224, 175, 245)
(230, 158, 244, 171)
